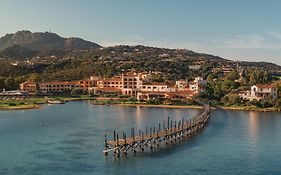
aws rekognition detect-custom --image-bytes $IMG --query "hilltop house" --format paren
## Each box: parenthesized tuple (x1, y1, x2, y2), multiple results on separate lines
(250, 84, 278, 100)
(239, 84, 278, 101)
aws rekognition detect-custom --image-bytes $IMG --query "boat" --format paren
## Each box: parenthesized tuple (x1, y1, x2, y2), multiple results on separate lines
(47, 99, 66, 104)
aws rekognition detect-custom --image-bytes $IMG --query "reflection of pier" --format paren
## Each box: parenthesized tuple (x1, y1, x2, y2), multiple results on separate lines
(103, 105, 210, 156)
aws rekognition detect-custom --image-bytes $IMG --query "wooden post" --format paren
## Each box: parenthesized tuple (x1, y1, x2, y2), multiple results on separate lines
(141, 131, 144, 151)
(168, 117, 170, 129)
(170, 120, 172, 133)
(146, 126, 148, 135)
(114, 130, 116, 141)
(104, 134, 108, 156)
(116, 133, 120, 156)
(132, 128, 135, 142)
(124, 132, 127, 144)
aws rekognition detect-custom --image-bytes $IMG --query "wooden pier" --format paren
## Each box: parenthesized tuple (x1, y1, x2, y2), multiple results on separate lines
(103, 105, 210, 156)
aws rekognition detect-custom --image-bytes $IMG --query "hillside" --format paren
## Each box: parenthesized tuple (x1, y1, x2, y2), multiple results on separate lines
(0, 30, 101, 52)
(0, 31, 280, 90)
(0, 44, 280, 86)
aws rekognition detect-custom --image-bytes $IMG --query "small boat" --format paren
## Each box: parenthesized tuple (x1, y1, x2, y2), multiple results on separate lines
(47, 100, 66, 104)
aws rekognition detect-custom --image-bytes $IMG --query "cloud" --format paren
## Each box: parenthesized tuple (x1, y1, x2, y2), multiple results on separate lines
(102, 34, 209, 53)
(213, 32, 281, 49)
(100, 33, 281, 65)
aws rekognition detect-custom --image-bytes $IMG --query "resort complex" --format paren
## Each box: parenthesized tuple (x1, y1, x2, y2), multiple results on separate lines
(18, 72, 207, 101)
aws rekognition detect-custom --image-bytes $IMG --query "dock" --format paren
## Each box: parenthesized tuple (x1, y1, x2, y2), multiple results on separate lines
(103, 105, 210, 156)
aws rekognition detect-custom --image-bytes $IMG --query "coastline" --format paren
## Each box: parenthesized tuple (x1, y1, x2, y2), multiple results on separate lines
(0, 104, 41, 110)
(93, 102, 280, 112)
(217, 106, 281, 112)
(1, 98, 280, 112)
(104, 103, 206, 109)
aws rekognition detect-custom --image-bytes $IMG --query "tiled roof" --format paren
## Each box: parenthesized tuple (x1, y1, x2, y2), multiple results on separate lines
(255, 84, 276, 89)
(38, 81, 81, 85)
(143, 82, 167, 86)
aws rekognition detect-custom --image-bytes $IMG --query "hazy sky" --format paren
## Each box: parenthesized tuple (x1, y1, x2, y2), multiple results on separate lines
(1, 0, 281, 65)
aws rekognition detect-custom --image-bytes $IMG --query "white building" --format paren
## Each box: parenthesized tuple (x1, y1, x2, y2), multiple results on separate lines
(249, 84, 278, 100)
(121, 72, 152, 96)
(189, 77, 207, 93)
(175, 80, 188, 91)
(141, 82, 168, 92)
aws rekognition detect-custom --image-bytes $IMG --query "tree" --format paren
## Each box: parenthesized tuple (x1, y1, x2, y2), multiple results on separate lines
(225, 71, 239, 81)
(28, 73, 41, 82)
(4, 77, 16, 90)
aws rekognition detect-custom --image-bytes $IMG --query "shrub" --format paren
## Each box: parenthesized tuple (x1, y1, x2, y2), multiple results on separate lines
(8, 103, 17, 106)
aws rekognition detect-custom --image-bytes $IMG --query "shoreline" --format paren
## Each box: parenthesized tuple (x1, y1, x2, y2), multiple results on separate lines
(113, 103, 205, 109)
(93, 102, 280, 112)
(217, 106, 281, 112)
(0, 98, 280, 112)
(0, 104, 41, 110)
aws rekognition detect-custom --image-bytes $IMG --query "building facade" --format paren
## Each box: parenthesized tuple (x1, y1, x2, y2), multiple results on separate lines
(250, 84, 278, 100)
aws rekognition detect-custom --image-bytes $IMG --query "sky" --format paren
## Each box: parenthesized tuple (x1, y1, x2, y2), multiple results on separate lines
(1, 0, 281, 65)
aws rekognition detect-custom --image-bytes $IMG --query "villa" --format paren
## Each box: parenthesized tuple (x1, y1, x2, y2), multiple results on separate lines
(239, 84, 278, 101)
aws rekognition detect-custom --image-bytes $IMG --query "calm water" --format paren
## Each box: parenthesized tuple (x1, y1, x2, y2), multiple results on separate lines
(0, 101, 281, 175)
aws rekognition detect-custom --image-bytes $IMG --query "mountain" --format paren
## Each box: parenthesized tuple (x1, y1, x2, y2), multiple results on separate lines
(0, 45, 38, 59)
(0, 30, 101, 51)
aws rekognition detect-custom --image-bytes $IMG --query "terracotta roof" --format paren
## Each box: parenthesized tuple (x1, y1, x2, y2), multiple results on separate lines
(100, 78, 122, 82)
(139, 90, 195, 98)
(39, 81, 81, 85)
(139, 91, 166, 95)
(174, 90, 196, 97)
(20, 81, 36, 85)
(255, 84, 276, 89)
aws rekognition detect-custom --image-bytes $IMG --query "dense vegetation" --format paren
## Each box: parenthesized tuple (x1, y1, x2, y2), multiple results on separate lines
(194, 70, 281, 109)
(0, 44, 280, 92)
(0, 31, 280, 110)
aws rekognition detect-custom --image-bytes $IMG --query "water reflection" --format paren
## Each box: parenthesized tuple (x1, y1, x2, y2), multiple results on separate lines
(248, 111, 259, 145)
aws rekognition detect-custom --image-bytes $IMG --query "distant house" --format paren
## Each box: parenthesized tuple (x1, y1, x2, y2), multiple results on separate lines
(175, 80, 188, 91)
(0, 90, 29, 99)
(249, 84, 278, 100)
(19, 81, 38, 93)
(240, 84, 278, 101)
(189, 77, 207, 93)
